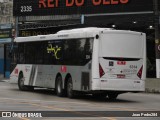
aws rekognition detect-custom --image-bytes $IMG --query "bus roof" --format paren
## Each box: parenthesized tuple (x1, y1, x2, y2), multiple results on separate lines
(14, 27, 141, 43)
(57, 27, 113, 34)
(14, 27, 112, 43)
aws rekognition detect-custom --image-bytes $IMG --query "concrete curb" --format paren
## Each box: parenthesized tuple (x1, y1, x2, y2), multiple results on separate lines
(145, 78, 160, 93)
(0, 79, 10, 83)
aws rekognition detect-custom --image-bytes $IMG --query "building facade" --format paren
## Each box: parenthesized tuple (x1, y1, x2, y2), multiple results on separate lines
(0, 0, 159, 78)
(0, 0, 14, 77)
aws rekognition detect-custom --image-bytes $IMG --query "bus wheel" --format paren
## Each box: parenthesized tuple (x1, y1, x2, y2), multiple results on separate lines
(67, 77, 74, 98)
(107, 93, 118, 100)
(56, 76, 64, 97)
(18, 74, 27, 91)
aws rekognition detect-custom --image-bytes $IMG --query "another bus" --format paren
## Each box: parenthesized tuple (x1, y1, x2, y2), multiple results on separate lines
(10, 28, 146, 100)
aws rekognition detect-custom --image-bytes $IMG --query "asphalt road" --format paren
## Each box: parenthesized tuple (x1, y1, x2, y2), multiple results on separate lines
(0, 80, 159, 120)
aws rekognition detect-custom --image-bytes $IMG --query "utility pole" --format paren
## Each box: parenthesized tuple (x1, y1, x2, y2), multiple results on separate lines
(81, 15, 84, 25)
(154, 0, 160, 78)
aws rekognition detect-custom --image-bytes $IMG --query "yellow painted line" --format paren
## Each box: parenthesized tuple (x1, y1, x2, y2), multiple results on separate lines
(29, 103, 70, 111)
(106, 118, 117, 120)
(18, 117, 30, 120)
(0, 97, 90, 105)
(105, 107, 135, 111)
(1, 101, 118, 120)
(27, 103, 117, 120)
(0, 97, 158, 120)
(0, 97, 159, 111)
(0, 97, 158, 112)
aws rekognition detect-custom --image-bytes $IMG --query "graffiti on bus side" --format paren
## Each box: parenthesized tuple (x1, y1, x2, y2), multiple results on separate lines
(47, 44, 61, 59)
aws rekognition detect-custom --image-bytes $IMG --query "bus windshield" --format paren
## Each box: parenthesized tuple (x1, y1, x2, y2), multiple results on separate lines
(100, 32, 144, 58)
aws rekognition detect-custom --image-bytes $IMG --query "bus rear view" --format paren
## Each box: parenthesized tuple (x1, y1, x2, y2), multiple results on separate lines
(92, 30, 146, 99)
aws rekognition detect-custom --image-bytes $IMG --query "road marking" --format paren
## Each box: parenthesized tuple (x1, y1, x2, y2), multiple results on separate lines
(0, 97, 90, 105)
(24, 102, 118, 120)
(0, 98, 135, 111)
(0, 97, 134, 111)
(29, 103, 70, 111)
(35, 118, 115, 120)
(18, 117, 30, 120)
(105, 118, 117, 120)
(0, 97, 159, 111)
(1, 102, 117, 120)
(0, 97, 159, 120)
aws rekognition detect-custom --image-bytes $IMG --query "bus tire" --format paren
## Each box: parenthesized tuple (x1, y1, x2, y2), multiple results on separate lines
(56, 76, 64, 97)
(67, 77, 74, 98)
(107, 93, 118, 100)
(18, 73, 27, 91)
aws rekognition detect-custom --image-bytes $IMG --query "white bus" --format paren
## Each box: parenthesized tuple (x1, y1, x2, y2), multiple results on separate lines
(10, 28, 146, 100)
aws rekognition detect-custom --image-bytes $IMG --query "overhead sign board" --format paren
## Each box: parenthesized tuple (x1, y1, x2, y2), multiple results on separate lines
(13, 0, 153, 16)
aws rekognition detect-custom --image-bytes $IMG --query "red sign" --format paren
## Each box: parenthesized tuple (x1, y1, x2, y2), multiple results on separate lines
(61, 66, 67, 72)
(117, 61, 126, 65)
(39, 0, 129, 8)
(13, 0, 153, 16)
(14, 68, 19, 74)
(117, 74, 125, 78)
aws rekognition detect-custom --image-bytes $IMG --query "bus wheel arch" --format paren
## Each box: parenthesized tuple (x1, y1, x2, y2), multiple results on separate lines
(18, 71, 26, 91)
(55, 73, 64, 97)
(18, 71, 34, 91)
(64, 74, 71, 90)
(65, 74, 74, 98)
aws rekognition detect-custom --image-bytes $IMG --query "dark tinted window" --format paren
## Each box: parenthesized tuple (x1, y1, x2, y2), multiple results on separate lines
(12, 38, 93, 66)
(63, 38, 93, 65)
